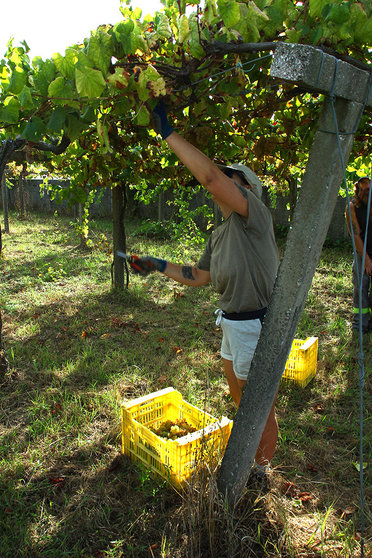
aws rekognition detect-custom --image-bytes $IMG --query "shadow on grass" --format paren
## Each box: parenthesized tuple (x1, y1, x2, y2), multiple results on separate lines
(0, 398, 281, 558)
(0, 432, 178, 557)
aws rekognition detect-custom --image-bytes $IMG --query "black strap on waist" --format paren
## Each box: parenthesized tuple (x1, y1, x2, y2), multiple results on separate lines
(222, 307, 267, 325)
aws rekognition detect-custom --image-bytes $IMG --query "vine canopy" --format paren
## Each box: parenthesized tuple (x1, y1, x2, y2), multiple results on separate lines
(1, 0, 372, 190)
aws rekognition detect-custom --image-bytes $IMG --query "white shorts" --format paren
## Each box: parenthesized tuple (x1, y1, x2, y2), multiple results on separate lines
(220, 316, 262, 381)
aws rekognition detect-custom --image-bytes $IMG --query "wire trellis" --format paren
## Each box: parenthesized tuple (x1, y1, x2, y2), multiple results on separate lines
(327, 60, 370, 558)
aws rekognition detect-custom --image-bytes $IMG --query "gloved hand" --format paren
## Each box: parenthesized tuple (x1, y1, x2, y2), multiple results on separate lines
(152, 100, 174, 140)
(129, 255, 167, 276)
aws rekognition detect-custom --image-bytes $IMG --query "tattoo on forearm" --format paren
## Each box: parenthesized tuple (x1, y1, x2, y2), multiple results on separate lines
(182, 266, 195, 280)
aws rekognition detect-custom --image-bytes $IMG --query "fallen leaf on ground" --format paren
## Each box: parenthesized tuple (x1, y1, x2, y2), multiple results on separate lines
(51, 403, 62, 415)
(49, 477, 64, 486)
(100, 333, 111, 339)
(298, 492, 313, 503)
(341, 506, 356, 518)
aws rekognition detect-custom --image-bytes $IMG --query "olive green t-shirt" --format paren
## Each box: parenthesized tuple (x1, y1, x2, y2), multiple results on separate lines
(197, 189, 279, 313)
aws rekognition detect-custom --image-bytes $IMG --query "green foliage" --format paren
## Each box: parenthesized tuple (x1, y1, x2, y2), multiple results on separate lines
(0, 0, 371, 221)
(70, 189, 98, 245)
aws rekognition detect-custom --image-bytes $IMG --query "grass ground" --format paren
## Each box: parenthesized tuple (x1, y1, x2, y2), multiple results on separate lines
(0, 211, 370, 557)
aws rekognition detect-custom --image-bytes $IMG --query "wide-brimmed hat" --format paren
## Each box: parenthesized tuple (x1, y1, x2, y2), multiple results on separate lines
(219, 163, 263, 199)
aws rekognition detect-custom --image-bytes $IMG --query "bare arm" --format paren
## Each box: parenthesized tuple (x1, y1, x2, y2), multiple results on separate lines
(163, 261, 211, 286)
(165, 131, 248, 218)
(346, 202, 372, 274)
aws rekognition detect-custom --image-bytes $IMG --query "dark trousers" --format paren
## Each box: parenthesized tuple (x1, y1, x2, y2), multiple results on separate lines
(352, 254, 372, 331)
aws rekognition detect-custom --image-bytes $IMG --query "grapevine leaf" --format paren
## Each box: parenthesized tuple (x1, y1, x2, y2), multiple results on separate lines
(233, 135, 246, 148)
(114, 20, 134, 54)
(221, 100, 233, 119)
(31, 56, 44, 70)
(87, 31, 113, 75)
(286, 28, 303, 43)
(18, 85, 34, 109)
(81, 106, 96, 123)
(32, 72, 49, 96)
(112, 97, 132, 117)
(131, 26, 149, 54)
(74, 51, 94, 72)
(309, 0, 328, 19)
(48, 76, 79, 108)
(106, 67, 129, 90)
(143, 64, 162, 81)
(125, 6, 142, 20)
(136, 64, 163, 101)
(8, 67, 27, 94)
(217, 0, 240, 28)
(350, 2, 367, 26)
(354, 16, 372, 41)
(338, 22, 353, 41)
(156, 13, 173, 38)
(47, 107, 66, 134)
(75, 67, 106, 98)
(326, 4, 349, 24)
(136, 105, 150, 126)
(188, 35, 205, 59)
(148, 77, 166, 97)
(137, 83, 150, 102)
(53, 49, 78, 79)
(311, 25, 325, 44)
(21, 116, 45, 141)
(178, 14, 190, 43)
(204, 0, 218, 24)
(263, 2, 285, 36)
(188, 14, 205, 58)
(66, 114, 87, 141)
(250, 0, 270, 22)
(32, 60, 56, 96)
(244, 4, 261, 42)
(42, 59, 56, 81)
(0, 96, 20, 124)
(0, 63, 9, 83)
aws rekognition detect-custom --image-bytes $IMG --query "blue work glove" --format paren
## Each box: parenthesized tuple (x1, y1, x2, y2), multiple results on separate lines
(129, 255, 167, 276)
(152, 100, 174, 140)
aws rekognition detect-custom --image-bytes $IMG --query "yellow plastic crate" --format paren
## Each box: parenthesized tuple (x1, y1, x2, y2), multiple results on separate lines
(121, 387, 233, 486)
(282, 337, 318, 387)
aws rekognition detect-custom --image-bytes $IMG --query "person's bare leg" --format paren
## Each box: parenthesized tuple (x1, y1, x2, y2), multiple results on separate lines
(253, 400, 278, 466)
(223, 358, 278, 465)
(222, 358, 243, 408)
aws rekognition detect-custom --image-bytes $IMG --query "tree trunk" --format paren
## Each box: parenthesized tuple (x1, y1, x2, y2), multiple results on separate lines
(112, 183, 128, 289)
(217, 95, 363, 505)
(288, 176, 297, 223)
(17, 176, 25, 218)
(158, 190, 165, 222)
(1, 171, 9, 233)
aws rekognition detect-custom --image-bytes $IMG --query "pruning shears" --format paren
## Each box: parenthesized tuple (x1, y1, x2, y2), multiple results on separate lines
(116, 251, 143, 273)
